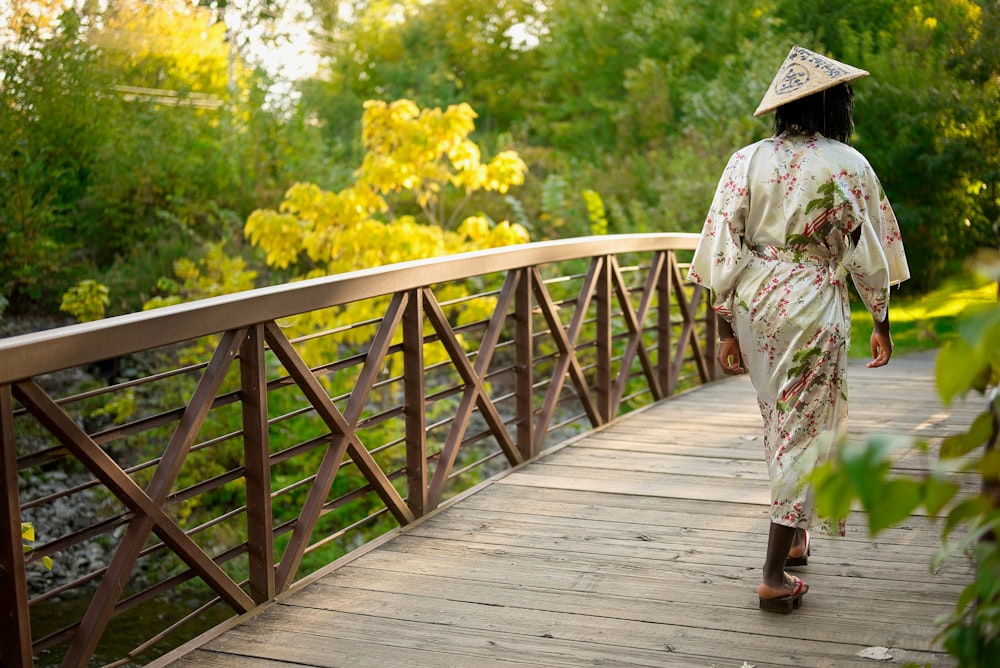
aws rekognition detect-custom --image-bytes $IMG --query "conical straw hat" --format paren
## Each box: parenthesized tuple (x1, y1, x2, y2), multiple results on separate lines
(754, 45, 869, 117)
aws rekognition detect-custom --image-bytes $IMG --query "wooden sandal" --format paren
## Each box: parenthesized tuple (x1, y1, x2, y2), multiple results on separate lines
(758, 574, 808, 613)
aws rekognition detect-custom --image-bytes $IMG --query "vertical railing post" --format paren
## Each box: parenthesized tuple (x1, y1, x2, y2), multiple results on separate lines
(0, 384, 34, 668)
(403, 289, 428, 516)
(514, 268, 535, 460)
(240, 324, 274, 604)
(657, 251, 674, 396)
(595, 256, 613, 422)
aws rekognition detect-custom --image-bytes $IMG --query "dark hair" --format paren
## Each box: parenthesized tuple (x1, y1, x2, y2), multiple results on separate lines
(774, 83, 855, 144)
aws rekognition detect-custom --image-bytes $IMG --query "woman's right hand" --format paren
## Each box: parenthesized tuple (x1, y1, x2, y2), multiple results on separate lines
(868, 329, 893, 368)
(719, 338, 745, 375)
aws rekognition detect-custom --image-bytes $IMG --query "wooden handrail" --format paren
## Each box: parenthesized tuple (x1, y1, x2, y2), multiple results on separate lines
(0, 233, 714, 668)
(0, 234, 700, 385)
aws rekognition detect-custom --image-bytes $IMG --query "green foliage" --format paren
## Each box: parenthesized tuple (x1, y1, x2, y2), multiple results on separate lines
(812, 435, 959, 532)
(815, 257, 1000, 666)
(318, 0, 541, 134)
(0, 11, 107, 312)
(0, 2, 338, 316)
(936, 271, 1000, 403)
(4, 0, 996, 318)
(825, 1, 999, 291)
(143, 242, 258, 310)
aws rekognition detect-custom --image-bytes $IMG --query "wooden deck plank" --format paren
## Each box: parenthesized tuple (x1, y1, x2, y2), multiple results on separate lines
(157, 351, 984, 668)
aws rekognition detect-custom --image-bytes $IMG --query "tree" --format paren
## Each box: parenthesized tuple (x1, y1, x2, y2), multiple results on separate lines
(245, 98, 528, 280)
(841, 1, 998, 290)
(0, 0, 320, 316)
(311, 0, 540, 139)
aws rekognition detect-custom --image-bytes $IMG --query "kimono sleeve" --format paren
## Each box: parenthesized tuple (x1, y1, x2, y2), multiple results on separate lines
(841, 164, 910, 322)
(686, 147, 753, 320)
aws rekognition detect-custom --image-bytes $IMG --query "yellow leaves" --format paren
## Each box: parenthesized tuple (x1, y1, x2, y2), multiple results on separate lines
(247, 98, 529, 281)
(457, 216, 529, 249)
(21, 522, 53, 570)
(448, 139, 482, 172)
(457, 215, 491, 242)
(483, 151, 528, 194)
(280, 182, 326, 221)
(245, 209, 301, 269)
(60, 279, 110, 322)
(583, 189, 609, 235)
(448, 141, 487, 192)
(492, 220, 531, 246)
(246, 182, 392, 270)
(355, 99, 527, 218)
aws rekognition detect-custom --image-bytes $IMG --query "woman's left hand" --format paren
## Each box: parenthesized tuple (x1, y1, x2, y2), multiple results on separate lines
(719, 338, 745, 375)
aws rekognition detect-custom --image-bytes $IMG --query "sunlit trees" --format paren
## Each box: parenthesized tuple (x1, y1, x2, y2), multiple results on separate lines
(94, 0, 232, 94)
(0, 0, 321, 316)
(1, 0, 997, 317)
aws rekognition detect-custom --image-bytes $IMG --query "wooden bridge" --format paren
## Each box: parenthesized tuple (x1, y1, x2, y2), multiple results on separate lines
(154, 352, 980, 668)
(0, 234, 981, 667)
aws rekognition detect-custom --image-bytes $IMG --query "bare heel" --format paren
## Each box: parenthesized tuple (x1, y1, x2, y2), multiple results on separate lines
(786, 531, 810, 567)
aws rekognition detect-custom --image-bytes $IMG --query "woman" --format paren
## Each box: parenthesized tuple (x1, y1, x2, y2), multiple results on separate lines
(687, 46, 910, 613)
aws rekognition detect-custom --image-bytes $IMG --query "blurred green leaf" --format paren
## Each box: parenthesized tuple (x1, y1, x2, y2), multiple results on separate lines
(941, 411, 996, 459)
(943, 497, 993, 539)
(981, 449, 1000, 479)
(923, 475, 960, 517)
(812, 461, 856, 524)
(868, 478, 923, 533)
(937, 338, 986, 405)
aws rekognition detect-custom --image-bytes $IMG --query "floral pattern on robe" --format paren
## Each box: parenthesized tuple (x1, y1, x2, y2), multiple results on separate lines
(687, 132, 909, 535)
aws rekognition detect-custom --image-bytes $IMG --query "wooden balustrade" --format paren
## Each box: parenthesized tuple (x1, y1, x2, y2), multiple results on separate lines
(0, 234, 714, 668)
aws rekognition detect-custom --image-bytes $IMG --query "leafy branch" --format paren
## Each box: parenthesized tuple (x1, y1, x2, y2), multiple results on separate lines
(812, 256, 1000, 665)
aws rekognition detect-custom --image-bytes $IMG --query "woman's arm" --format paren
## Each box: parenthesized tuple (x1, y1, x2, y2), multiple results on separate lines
(718, 313, 736, 341)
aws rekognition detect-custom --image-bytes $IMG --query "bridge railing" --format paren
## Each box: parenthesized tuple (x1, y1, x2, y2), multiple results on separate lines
(0, 233, 715, 668)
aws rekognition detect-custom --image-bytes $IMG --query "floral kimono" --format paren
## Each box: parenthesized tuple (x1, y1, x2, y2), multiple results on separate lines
(688, 131, 909, 535)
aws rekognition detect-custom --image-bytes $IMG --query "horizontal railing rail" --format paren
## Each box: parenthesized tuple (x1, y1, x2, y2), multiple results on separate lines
(1, 233, 715, 668)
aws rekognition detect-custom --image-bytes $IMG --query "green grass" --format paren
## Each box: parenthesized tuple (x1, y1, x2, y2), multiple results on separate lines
(850, 273, 998, 358)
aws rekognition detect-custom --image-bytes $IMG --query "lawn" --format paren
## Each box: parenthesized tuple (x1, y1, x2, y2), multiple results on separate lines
(849, 272, 998, 358)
